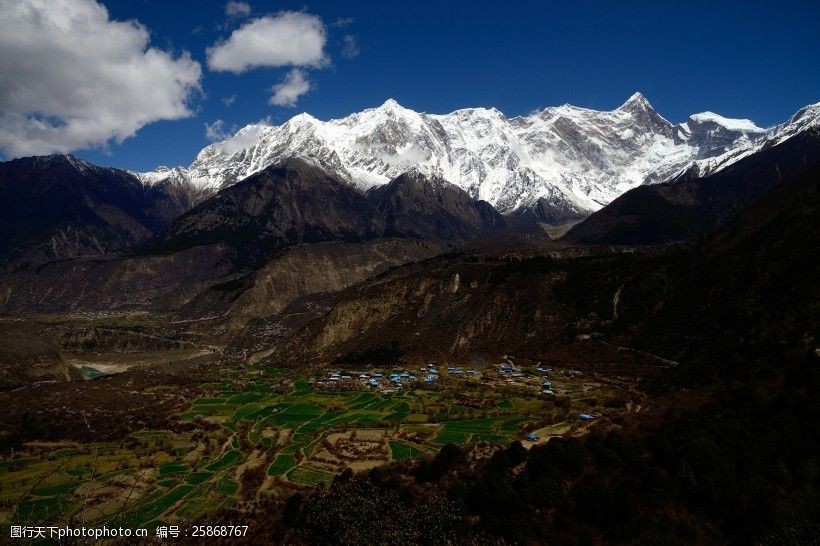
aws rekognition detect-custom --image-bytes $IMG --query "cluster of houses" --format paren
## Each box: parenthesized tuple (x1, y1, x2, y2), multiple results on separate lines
(420, 365, 439, 384)
(319, 365, 481, 393)
(497, 361, 558, 395)
(388, 370, 418, 386)
(535, 365, 554, 395)
(321, 370, 408, 392)
(497, 362, 525, 379)
(319, 360, 575, 399)
(445, 366, 479, 378)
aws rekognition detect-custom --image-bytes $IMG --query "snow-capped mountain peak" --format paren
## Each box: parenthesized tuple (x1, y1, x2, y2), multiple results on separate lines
(785, 102, 820, 132)
(376, 98, 406, 112)
(138, 93, 816, 222)
(670, 101, 820, 181)
(617, 91, 653, 112)
(688, 111, 766, 133)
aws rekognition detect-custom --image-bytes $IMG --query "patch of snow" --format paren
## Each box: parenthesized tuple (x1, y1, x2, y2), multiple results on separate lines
(689, 112, 766, 133)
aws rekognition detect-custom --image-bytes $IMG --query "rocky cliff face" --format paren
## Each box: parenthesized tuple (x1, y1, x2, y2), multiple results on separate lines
(0, 243, 237, 315)
(257, 255, 578, 364)
(0, 321, 80, 385)
(178, 238, 447, 328)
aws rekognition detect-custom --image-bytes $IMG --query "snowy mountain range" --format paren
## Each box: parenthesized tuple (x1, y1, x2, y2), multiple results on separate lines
(136, 93, 819, 222)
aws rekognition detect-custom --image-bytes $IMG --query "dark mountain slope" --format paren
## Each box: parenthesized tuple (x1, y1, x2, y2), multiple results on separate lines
(139, 158, 384, 267)
(0, 159, 513, 321)
(141, 159, 512, 268)
(515, 195, 588, 225)
(0, 155, 195, 268)
(610, 159, 820, 366)
(563, 127, 820, 245)
(0, 244, 237, 315)
(367, 170, 505, 239)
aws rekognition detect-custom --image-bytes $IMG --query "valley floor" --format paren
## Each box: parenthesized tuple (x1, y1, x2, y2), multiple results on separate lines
(0, 338, 660, 534)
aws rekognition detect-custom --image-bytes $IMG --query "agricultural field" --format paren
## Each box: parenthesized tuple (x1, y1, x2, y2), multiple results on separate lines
(0, 363, 630, 531)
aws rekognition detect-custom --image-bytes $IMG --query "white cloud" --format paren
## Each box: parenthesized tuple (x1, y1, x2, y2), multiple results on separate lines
(269, 69, 311, 107)
(218, 121, 270, 155)
(207, 12, 327, 73)
(0, 0, 201, 157)
(331, 17, 354, 28)
(341, 34, 360, 59)
(222, 94, 237, 107)
(205, 119, 230, 141)
(225, 1, 251, 17)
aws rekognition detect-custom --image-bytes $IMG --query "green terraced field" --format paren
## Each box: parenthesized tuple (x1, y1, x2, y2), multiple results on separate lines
(32, 482, 76, 496)
(158, 462, 188, 476)
(113, 485, 195, 529)
(185, 472, 214, 484)
(389, 440, 425, 460)
(287, 466, 335, 485)
(0, 365, 596, 532)
(434, 429, 472, 444)
(206, 450, 242, 471)
(432, 417, 520, 445)
(268, 454, 297, 475)
(15, 497, 67, 522)
(216, 479, 240, 495)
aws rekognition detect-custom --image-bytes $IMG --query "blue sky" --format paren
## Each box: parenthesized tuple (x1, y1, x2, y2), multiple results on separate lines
(2, 0, 819, 171)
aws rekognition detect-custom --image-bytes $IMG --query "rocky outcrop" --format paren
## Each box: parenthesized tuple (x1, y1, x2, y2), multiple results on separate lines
(260, 255, 580, 364)
(0, 321, 80, 385)
(0, 243, 237, 315)
(226, 239, 447, 326)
